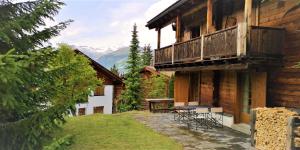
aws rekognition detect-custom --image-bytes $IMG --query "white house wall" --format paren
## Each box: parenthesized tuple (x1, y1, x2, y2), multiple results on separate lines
(76, 85, 113, 115)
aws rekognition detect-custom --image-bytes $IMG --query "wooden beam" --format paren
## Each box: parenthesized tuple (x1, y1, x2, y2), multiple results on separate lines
(176, 16, 181, 43)
(244, 0, 253, 27)
(244, 0, 253, 57)
(156, 28, 161, 49)
(206, 0, 213, 33)
(157, 63, 249, 72)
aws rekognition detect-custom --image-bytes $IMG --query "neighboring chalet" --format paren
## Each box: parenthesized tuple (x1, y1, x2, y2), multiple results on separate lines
(146, 0, 300, 125)
(140, 66, 171, 109)
(75, 50, 123, 115)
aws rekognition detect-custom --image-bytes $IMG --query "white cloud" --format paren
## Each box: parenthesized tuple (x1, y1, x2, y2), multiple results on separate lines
(50, 0, 177, 51)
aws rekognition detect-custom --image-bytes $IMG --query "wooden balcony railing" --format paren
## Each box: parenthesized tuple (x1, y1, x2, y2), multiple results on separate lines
(154, 24, 285, 66)
(155, 45, 172, 64)
(174, 37, 202, 62)
(249, 26, 285, 56)
(203, 26, 238, 59)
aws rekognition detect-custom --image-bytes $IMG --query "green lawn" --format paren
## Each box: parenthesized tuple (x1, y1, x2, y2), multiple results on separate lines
(53, 112, 182, 150)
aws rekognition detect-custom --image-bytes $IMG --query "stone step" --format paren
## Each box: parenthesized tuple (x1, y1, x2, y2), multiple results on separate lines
(231, 123, 251, 135)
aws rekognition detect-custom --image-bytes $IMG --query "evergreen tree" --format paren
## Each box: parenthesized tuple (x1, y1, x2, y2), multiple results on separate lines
(146, 75, 167, 99)
(110, 64, 120, 76)
(168, 74, 175, 98)
(0, 0, 72, 53)
(141, 44, 152, 66)
(0, 1, 99, 149)
(119, 24, 142, 111)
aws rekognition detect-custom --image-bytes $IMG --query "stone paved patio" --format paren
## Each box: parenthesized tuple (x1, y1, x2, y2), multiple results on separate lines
(133, 112, 251, 150)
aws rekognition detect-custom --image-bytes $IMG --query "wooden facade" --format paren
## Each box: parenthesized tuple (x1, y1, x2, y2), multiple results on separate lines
(147, 0, 300, 124)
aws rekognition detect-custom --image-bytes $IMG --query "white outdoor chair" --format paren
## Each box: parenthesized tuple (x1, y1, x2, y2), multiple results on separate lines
(188, 101, 199, 106)
(173, 102, 186, 121)
(210, 107, 223, 128)
(187, 101, 199, 121)
(194, 107, 211, 129)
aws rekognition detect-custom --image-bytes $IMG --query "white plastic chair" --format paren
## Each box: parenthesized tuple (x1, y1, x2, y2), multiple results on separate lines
(194, 108, 211, 129)
(211, 107, 223, 128)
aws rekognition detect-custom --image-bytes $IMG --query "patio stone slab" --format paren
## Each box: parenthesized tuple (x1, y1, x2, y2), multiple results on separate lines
(133, 113, 252, 150)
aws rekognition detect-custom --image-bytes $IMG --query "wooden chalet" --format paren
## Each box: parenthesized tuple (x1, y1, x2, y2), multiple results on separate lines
(75, 49, 124, 114)
(140, 66, 171, 110)
(146, 0, 300, 124)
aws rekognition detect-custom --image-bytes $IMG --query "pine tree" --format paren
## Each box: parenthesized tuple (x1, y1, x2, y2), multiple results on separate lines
(119, 24, 142, 111)
(168, 75, 175, 98)
(110, 64, 120, 76)
(141, 44, 152, 66)
(0, 1, 99, 149)
(0, 0, 72, 53)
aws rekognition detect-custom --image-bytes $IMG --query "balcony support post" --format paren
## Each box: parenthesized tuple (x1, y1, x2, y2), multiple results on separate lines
(242, 0, 253, 56)
(200, 34, 204, 60)
(176, 16, 181, 42)
(156, 28, 161, 49)
(244, 0, 253, 28)
(206, 0, 213, 33)
(172, 44, 174, 64)
(237, 23, 247, 56)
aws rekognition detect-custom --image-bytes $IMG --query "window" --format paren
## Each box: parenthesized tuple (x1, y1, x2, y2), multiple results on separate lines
(190, 26, 200, 39)
(93, 106, 104, 114)
(94, 86, 104, 96)
(78, 108, 86, 116)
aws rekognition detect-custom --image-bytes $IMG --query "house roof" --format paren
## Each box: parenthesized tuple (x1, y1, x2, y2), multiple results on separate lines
(74, 49, 123, 84)
(141, 66, 160, 75)
(146, 0, 202, 29)
(140, 66, 171, 78)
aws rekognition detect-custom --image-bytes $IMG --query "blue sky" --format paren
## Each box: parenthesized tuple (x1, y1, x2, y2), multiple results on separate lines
(48, 0, 177, 52)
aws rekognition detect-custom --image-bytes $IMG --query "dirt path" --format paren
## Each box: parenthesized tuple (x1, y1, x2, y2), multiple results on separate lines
(133, 112, 252, 150)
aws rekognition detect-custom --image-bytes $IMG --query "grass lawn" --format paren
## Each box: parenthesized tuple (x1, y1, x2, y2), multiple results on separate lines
(53, 111, 182, 150)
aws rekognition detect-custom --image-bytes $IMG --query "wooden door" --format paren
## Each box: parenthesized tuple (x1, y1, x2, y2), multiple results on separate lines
(239, 71, 267, 124)
(189, 72, 200, 102)
(240, 73, 251, 123)
(94, 106, 104, 114)
(78, 108, 86, 116)
(200, 71, 214, 106)
(174, 72, 189, 103)
(251, 72, 267, 108)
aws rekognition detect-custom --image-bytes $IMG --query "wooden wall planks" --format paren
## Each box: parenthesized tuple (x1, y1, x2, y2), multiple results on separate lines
(200, 71, 214, 106)
(219, 71, 237, 115)
(259, 0, 300, 108)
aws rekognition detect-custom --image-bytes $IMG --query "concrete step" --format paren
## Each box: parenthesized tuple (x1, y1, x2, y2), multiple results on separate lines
(231, 123, 251, 135)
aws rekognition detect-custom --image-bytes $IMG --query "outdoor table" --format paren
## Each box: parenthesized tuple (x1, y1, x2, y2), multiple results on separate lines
(146, 98, 174, 113)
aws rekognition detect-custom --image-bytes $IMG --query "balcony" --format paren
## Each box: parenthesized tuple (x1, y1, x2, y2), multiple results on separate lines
(154, 25, 285, 70)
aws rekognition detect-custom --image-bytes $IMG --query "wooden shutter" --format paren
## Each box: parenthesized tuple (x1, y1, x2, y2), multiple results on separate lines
(94, 86, 105, 96)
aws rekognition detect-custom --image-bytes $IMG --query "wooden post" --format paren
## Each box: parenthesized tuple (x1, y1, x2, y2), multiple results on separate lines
(244, 0, 253, 28)
(157, 28, 161, 49)
(237, 22, 247, 56)
(176, 16, 181, 43)
(206, 0, 213, 33)
(171, 44, 174, 64)
(200, 34, 204, 60)
(250, 109, 257, 147)
(245, 0, 252, 53)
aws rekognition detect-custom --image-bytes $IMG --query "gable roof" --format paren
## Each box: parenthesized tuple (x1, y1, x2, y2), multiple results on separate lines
(146, 0, 202, 29)
(140, 66, 159, 76)
(74, 49, 123, 84)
